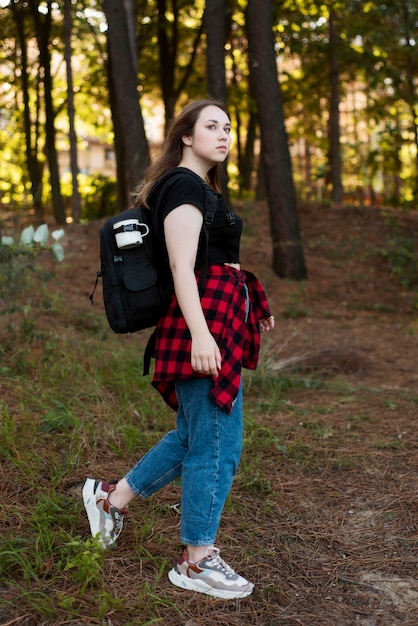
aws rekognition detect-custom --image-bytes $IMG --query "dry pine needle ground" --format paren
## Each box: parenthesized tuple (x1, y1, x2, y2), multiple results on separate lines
(0, 201, 417, 625)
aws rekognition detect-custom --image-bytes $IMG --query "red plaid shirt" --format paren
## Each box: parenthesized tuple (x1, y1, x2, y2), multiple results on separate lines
(151, 265, 271, 414)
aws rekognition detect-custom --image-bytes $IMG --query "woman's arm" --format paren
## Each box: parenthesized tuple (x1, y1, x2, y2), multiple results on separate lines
(164, 204, 222, 376)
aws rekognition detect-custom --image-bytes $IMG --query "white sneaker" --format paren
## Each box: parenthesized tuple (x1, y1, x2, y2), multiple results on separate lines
(82, 478, 126, 548)
(168, 547, 254, 599)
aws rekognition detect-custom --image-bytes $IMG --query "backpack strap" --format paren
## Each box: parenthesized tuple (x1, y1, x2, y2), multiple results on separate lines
(197, 179, 217, 292)
(143, 327, 157, 376)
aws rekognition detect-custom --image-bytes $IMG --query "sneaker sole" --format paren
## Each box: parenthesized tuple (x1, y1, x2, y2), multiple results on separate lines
(168, 567, 254, 599)
(82, 478, 102, 543)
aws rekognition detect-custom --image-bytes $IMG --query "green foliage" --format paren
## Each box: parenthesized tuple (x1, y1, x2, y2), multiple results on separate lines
(63, 173, 118, 220)
(61, 537, 105, 591)
(380, 235, 418, 290)
(39, 400, 81, 433)
(0, 401, 17, 453)
(0, 224, 65, 326)
(1, 0, 417, 215)
(1, 222, 64, 261)
(370, 212, 418, 291)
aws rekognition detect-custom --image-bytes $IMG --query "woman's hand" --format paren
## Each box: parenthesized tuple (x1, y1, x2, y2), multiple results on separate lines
(260, 315, 275, 333)
(191, 330, 222, 376)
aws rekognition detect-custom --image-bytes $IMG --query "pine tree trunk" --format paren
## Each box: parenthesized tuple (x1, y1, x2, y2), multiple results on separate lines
(204, 0, 230, 199)
(30, 0, 65, 223)
(247, 0, 306, 280)
(103, 0, 150, 207)
(11, 2, 43, 220)
(328, 10, 344, 205)
(204, 0, 227, 103)
(64, 0, 81, 222)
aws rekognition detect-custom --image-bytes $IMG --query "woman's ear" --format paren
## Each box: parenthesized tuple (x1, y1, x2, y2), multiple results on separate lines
(182, 135, 192, 146)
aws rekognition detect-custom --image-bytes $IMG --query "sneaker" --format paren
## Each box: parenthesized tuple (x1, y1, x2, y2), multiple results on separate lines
(82, 478, 126, 549)
(168, 547, 254, 599)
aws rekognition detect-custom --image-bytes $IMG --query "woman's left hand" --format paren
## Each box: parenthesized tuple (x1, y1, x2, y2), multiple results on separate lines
(260, 315, 275, 333)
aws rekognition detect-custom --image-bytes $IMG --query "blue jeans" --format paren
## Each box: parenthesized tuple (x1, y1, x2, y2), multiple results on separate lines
(124, 376, 243, 546)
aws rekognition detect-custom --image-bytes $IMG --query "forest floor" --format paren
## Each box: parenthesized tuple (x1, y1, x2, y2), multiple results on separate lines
(1, 199, 418, 625)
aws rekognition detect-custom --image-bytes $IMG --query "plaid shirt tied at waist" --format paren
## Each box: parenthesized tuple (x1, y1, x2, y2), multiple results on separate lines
(150, 265, 271, 415)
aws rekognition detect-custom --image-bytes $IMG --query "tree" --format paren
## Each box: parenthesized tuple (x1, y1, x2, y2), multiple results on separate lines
(222, 3, 258, 192)
(247, 0, 306, 280)
(204, 0, 227, 103)
(398, 0, 418, 199)
(355, 0, 418, 203)
(29, 0, 65, 223)
(1, 0, 417, 216)
(103, 0, 150, 209)
(204, 0, 231, 197)
(276, 1, 347, 204)
(327, 9, 344, 204)
(63, 0, 81, 222)
(9, 0, 44, 220)
(153, 0, 205, 130)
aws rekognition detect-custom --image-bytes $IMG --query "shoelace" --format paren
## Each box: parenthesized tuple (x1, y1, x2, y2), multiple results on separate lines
(207, 548, 236, 578)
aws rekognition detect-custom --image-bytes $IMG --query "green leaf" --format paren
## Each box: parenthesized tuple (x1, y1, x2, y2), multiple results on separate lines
(51, 242, 65, 262)
(34, 224, 49, 246)
(52, 229, 65, 241)
(1, 236, 14, 246)
(20, 225, 35, 246)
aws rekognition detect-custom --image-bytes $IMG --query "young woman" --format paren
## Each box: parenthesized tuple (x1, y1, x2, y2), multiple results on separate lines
(83, 100, 274, 599)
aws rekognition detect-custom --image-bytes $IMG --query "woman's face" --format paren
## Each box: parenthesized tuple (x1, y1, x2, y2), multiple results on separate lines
(183, 105, 232, 165)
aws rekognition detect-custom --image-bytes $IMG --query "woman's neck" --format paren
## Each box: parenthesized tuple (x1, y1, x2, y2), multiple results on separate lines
(177, 157, 208, 181)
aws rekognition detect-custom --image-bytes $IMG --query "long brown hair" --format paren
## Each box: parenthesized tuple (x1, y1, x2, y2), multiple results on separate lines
(133, 99, 229, 207)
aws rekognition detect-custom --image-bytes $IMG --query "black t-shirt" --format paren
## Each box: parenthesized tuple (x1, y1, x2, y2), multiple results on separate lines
(154, 170, 242, 265)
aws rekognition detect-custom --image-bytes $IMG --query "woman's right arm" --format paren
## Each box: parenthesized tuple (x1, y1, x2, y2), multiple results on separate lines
(164, 204, 222, 376)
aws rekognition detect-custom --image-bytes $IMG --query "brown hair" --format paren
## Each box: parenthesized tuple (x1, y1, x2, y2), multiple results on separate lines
(133, 99, 229, 207)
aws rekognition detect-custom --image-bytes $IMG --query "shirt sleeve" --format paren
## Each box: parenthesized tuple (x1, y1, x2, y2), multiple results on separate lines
(160, 173, 207, 220)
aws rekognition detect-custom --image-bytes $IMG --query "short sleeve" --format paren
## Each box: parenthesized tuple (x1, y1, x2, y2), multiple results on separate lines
(159, 173, 207, 220)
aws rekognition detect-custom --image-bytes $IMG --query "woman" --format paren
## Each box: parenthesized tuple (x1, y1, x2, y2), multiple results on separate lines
(83, 99, 274, 599)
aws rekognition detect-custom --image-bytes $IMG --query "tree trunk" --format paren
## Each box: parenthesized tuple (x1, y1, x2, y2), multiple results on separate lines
(123, 0, 138, 73)
(157, 0, 177, 129)
(64, 0, 81, 222)
(228, 8, 256, 193)
(242, 112, 257, 191)
(155, 0, 203, 132)
(204, 0, 230, 198)
(328, 10, 344, 205)
(204, 0, 227, 103)
(107, 51, 127, 213)
(103, 0, 150, 207)
(400, 0, 418, 200)
(255, 148, 266, 201)
(392, 111, 402, 205)
(410, 103, 418, 200)
(10, 1, 43, 220)
(304, 138, 313, 201)
(247, 0, 306, 280)
(29, 0, 65, 223)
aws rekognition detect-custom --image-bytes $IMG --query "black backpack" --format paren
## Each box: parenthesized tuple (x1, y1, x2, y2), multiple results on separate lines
(89, 168, 217, 334)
